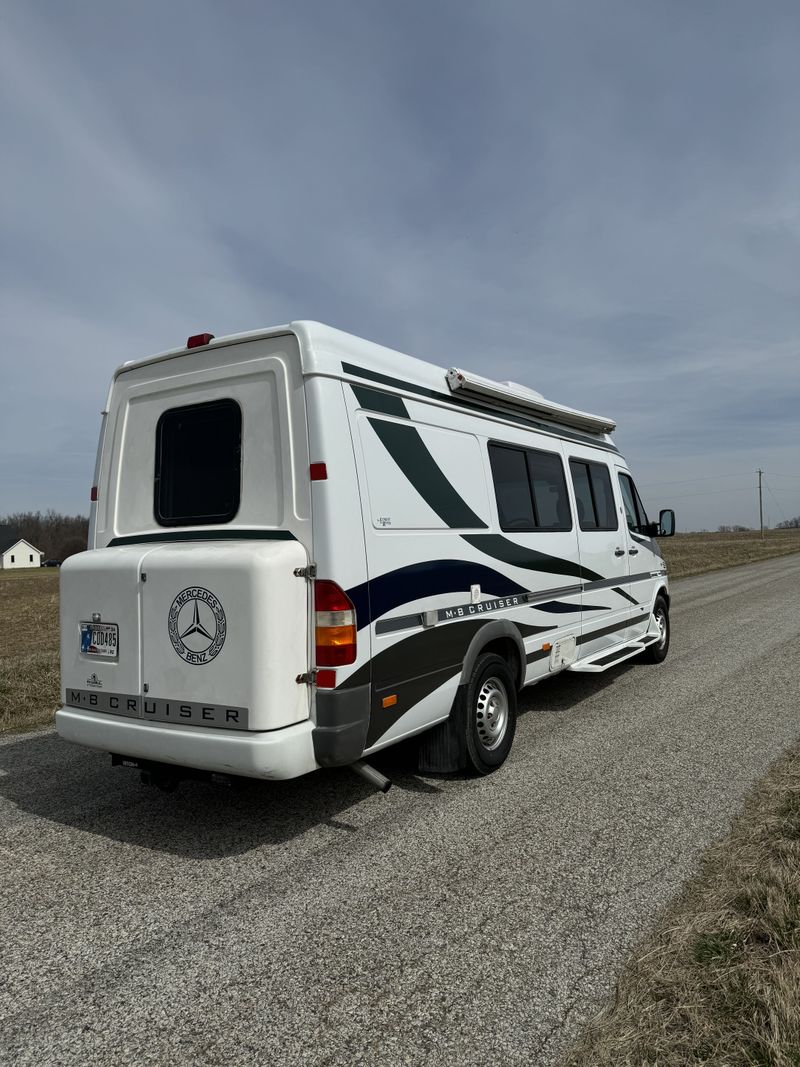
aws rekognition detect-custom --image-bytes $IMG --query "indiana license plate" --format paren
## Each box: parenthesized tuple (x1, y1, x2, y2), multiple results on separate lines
(80, 622, 119, 658)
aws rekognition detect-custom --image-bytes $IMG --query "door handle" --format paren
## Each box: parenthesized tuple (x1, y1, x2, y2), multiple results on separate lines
(614, 547, 625, 556)
(629, 547, 639, 555)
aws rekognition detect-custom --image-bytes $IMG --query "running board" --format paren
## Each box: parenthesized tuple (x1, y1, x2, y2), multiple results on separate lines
(569, 633, 659, 674)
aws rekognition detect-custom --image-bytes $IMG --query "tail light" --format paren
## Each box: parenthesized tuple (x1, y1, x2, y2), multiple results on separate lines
(314, 580, 357, 666)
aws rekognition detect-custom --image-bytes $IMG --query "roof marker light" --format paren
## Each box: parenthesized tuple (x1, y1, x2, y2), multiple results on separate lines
(90, 486, 98, 502)
(186, 333, 215, 349)
(310, 463, 328, 481)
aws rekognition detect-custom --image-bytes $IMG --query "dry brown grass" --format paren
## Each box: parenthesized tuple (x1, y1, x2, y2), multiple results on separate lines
(660, 528, 800, 580)
(562, 744, 800, 1067)
(0, 569, 60, 731)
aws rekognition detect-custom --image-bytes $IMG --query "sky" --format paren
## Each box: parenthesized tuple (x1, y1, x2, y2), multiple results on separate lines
(1, 0, 799, 532)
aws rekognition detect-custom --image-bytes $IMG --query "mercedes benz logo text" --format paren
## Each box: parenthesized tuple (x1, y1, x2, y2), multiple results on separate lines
(168, 587, 227, 665)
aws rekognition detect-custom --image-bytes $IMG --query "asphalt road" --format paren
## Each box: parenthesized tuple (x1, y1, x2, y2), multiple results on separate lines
(2, 554, 799, 1067)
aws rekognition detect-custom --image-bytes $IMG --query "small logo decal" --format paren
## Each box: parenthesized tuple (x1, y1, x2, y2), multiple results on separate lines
(86, 673, 103, 688)
(168, 587, 227, 665)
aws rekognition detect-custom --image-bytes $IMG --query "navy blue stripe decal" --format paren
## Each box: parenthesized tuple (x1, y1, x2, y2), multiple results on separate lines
(367, 418, 488, 529)
(461, 534, 604, 583)
(347, 560, 528, 630)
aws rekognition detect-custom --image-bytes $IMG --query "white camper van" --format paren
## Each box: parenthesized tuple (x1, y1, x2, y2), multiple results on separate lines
(57, 322, 675, 791)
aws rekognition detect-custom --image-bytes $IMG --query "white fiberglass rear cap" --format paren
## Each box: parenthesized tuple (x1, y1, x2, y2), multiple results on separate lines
(445, 367, 616, 434)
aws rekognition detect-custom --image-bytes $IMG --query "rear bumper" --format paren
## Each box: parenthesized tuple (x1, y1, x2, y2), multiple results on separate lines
(55, 707, 318, 781)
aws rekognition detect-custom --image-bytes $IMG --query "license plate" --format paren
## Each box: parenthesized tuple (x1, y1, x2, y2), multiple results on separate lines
(80, 622, 119, 658)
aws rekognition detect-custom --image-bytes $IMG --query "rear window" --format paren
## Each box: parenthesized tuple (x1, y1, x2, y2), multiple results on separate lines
(154, 399, 242, 526)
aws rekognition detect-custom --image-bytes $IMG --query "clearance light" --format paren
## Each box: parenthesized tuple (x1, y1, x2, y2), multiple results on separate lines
(186, 333, 215, 349)
(309, 462, 328, 481)
(314, 580, 357, 667)
(542, 643, 552, 652)
(382, 694, 397, 709)
(90, 486, 98, 502)
(316, 670, 337, 689)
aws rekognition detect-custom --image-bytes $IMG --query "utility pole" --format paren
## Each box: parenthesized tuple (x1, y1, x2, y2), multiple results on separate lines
(757, 468, 764, 540)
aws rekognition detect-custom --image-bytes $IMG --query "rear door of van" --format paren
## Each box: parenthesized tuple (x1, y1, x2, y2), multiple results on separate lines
(61, 334, 312, 734)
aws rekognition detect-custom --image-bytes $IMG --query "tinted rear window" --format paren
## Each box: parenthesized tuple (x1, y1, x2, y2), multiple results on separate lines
(154, 399, 242, 526)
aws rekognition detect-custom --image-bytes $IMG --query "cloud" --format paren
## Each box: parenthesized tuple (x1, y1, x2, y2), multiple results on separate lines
(1, 0, 799, 529)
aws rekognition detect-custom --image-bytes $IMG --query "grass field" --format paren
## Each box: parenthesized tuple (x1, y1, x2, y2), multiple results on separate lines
(563, 741, 800, 1066)
(0, 568, 60, 732)
(660, 528, 800, 579)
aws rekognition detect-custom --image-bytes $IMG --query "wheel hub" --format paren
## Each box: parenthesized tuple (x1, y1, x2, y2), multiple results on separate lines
(475, 677, 509, 752)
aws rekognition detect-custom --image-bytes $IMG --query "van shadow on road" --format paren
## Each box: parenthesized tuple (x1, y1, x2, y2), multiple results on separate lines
(0, 730, 445, 861)
(0, 665, 630, 861)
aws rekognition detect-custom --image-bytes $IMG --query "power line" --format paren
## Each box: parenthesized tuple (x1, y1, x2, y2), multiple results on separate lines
(764, 478, 790, 525)
(639, 473, 748, 488)
(651, 487, 754, 500)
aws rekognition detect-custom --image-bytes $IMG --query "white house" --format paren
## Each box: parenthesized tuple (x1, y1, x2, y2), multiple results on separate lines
(0, 527, 43, 569)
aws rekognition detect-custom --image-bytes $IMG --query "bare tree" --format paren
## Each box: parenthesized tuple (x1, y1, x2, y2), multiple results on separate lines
(0, 511, 89, 560)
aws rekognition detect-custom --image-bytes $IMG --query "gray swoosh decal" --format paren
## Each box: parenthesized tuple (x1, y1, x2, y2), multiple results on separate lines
(367, 418, 488, 529)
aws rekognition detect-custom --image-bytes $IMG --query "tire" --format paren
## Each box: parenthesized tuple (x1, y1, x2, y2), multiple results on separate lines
(459, 653, 517, 775)
(639, 595, 670, 664)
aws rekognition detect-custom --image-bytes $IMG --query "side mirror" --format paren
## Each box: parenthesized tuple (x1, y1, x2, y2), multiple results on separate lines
(659, 509, 675, 537)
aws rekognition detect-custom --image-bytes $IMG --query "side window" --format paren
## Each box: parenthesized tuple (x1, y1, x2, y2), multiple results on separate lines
(526, 450, 572, 531)
(488, 445, 535, 530)
(618, 472, 649, 533)
(489, 443, 571, 531)
(569, 460, 619, 531)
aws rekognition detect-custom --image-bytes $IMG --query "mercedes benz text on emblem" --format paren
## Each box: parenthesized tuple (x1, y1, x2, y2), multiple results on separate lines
(168, 587, 227, 665)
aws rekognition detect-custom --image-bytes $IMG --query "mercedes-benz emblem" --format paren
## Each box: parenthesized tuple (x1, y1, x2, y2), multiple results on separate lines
(168, 587, 227, 665)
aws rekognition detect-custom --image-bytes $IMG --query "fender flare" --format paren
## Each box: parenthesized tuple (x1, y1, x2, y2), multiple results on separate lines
(457, 620, 527, 690)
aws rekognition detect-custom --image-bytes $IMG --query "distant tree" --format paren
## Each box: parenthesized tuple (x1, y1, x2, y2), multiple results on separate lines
(0, 510, 88, 560)
(58, 537, 88, 561)
(776, 516, 800, 529)
(731, 525, 751, 532)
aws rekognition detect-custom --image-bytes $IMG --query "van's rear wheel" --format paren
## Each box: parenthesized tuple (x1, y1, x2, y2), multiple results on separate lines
(640, 595, 670, 664)
(462, 653, 517, 774)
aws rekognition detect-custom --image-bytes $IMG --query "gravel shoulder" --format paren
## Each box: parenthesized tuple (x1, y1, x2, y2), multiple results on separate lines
(1, 554, 799, 1066)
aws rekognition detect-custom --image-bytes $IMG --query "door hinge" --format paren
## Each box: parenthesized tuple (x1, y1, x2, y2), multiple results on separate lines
(293, 564, 317, 579)
(296, 670, 317, 685)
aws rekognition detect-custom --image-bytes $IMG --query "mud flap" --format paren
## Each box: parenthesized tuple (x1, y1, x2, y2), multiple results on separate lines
(416, 683, 468, 773)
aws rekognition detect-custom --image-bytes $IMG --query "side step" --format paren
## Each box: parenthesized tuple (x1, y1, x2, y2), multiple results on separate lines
(569, 633, 659, 674)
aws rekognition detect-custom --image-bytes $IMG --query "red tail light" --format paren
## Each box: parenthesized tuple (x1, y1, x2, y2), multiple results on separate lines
(314, 580, 357, 667)
(90, 486, 98, 502)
